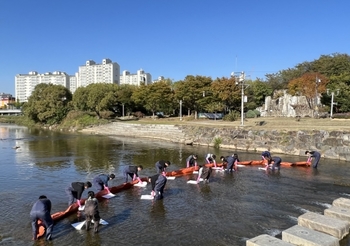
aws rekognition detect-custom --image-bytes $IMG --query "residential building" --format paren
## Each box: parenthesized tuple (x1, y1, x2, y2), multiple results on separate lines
(0, 93, 16, 108)
(120, 69, 152, 86)
(77, 59, 120, 88)
(15, 71, 69, 102)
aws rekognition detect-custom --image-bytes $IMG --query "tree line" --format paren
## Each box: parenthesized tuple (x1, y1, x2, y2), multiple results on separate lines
(22, 53, 350, 125)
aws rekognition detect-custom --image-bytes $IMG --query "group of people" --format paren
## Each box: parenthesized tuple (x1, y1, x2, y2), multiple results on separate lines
(30, 150, 321, 241)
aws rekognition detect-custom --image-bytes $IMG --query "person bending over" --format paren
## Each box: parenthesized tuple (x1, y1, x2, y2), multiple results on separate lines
(30, 195, 53, 241)
(155, 160, 171, 174)
(305, 150, 321, 168)
(205, 153, 217, 167)
(93, 174, 115, 192)
(267, 156, 282, 171)
(65, 181, 92, 207)
(123, 165, 143, 183)
(186, 154, 198, 168)
(197, 165, 212, 183)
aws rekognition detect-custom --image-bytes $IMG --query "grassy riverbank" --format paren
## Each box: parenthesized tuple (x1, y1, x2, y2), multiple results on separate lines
(135, 116, 350, 131)
(2, 114, 350, 132)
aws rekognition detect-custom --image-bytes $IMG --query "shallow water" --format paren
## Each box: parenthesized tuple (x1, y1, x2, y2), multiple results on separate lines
(1, 124, 350, 246)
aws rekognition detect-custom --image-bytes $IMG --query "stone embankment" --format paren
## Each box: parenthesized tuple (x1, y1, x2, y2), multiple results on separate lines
(247, 197, 350, 246)
(81, 122, 350, 162)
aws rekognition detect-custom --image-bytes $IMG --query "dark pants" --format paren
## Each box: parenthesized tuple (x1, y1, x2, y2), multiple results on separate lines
(85, 211, 100, 232)
(154, 191, 164, 200)
(65, 186, 77, 206)
(93, 179, 104, 192)
(124, 172, 134, 183)
(30, 211, 53, 240)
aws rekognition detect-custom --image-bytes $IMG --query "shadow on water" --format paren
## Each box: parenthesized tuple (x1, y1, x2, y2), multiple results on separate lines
(3, 124, 350, 245)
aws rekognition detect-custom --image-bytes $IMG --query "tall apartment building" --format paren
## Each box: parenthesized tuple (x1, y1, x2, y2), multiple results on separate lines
(15, 71, 69, 102)
(120, 69, 152, 86)
(15, 58, 153, 102)
(77, 59, 120, 88)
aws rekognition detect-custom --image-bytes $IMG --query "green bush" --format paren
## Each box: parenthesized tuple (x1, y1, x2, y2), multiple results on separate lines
(246, 110, 257, 118)
(223, 111, 240, 121)
(213, 137, 222, 148)
(332, 113, 350, 119)
(253, 109, 261, 117)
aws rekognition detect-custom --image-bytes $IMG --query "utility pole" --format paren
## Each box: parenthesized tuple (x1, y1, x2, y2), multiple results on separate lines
(231, 71, 247, 126)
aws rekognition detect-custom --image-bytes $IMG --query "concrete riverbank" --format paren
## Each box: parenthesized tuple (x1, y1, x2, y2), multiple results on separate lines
(80, 121, 350, 162)
(247, 197, 350, 246)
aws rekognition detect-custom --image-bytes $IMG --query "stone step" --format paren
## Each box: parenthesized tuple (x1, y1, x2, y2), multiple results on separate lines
(324, 206, 350, 222)
(332, 197, 350, 209)
(282, 225, 339, 246)
(246, 234, 295, 246)
(298, 212, 350, 239)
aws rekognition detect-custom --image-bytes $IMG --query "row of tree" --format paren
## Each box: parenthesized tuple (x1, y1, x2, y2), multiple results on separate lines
(22, 53, 350, 124)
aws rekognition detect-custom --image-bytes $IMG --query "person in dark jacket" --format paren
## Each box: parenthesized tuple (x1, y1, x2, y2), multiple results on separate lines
(123, 165, 143, 183)
(261, 151, 271, 160)
(65, 181, 92, 206)
(148, 172, 168, 200)
(186, 155, 198, 168)
(197, 165, 212, 183)
(305, 150, 321, 168)
(155, 160, 171, 174)
(267, 156, 282, 171)
(93, 174, 115, 192)
(30, 195, 53, 241)
(84, 191, 100, 233)
(221, 154, 238, 172)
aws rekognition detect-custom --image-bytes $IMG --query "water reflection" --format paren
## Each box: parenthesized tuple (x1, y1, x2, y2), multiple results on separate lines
(2, 124, 350, 246)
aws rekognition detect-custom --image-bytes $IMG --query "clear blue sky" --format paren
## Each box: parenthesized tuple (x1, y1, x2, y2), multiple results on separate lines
(1, 0, 349, 95)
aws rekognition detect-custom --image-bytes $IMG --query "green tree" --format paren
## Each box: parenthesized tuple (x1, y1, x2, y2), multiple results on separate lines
(174, 75, 213, 118)
(246, 79, 273, 110)
(23, 83, 72, 124)
(211, 77, 240, 112)
(132, 81, 173, 117)
(72, 83, 119, 118)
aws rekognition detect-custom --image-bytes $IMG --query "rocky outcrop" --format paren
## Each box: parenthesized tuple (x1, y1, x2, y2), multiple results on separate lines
(81, 122, 350, 162)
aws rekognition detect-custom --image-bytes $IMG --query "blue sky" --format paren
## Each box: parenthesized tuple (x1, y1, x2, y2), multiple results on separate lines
(1, 0, 350, 95)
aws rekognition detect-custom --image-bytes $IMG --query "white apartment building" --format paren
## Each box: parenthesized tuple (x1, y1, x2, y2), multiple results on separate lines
(77, 59, 120, 88)
(15, 71, 69, 102)
(120, 69, 152, 86)
(14, 58, 154, 102)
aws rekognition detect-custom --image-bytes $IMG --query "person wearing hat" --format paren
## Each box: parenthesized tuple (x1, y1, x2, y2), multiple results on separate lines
(155, 160, 171, 174)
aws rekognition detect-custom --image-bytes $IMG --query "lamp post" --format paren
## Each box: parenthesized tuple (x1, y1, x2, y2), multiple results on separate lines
(315, 75, 321, 111)
(122, 103, 125, 117)
(179, 100, 183, 121)
(327, 89, 340, 118)
(231, 71, 247, 126)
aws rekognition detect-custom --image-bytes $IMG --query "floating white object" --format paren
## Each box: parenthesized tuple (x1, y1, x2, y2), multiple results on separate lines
(211, 167, 223, 170)
(72, 220, 85, 230)
(141, 194, 154, 200)
(91, 219, 108, 225)
(78, 205, 85, 211)
(134, 181, 147, 187)
(102, 193, 116, 199)
(166, 176, 175, 180)
(187, 180, 199, 184)
(193, 171, 198, 174)
(237, 164, 245, 167)
(258, 167, 267, 170)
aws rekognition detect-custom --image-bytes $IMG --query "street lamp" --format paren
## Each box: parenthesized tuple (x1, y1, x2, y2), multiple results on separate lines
(231, 71, 248, 126)
(327, 89, 340, 118)
(179, 99, 183, 121)
(315, 75, 321, 111)
(122, 103, 125, 117)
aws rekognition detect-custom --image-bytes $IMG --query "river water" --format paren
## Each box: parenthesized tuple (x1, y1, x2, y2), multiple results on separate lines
(1, 124, 350, 246)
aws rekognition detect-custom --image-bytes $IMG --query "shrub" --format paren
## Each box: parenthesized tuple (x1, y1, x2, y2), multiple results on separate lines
(332, 113, 350, 119)
(223, 111, 240, 121)
(253, 109, 261, 117)
(246, 110, 257, 118)
(213, 137, 222, 148)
